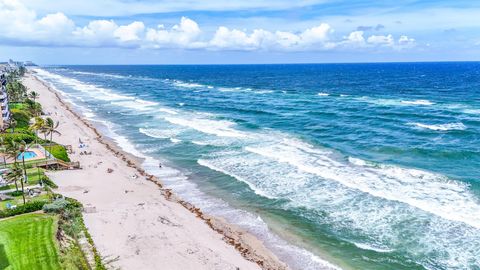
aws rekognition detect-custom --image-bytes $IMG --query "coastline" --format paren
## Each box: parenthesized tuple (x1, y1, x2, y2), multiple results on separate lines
(24, 71, 288, 270)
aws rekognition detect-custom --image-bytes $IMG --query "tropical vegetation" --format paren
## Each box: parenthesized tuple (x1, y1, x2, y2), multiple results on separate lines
(0, 66, 105, 269)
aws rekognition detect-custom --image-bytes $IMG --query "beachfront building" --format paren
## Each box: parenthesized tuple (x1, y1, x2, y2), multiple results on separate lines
(0, 73, 10, 130)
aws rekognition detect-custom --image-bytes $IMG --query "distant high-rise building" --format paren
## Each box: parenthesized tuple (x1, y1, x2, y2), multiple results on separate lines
(0, 73, 10, 130)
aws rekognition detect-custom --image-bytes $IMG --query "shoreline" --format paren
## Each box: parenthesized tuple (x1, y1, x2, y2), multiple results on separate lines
(25, 72, 288, 270)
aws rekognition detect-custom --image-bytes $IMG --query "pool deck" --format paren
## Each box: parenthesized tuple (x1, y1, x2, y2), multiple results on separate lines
(0, 147, 48, 164)
(17, 148, 46, 161)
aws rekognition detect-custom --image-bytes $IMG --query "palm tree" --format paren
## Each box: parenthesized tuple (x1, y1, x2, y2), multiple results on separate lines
(28, 91, 39, 104)
(40, 123, 49, 167)
(28, 91, 40, 116)
(6, 81, 27, 103)
(5, 140, 19, 169)
(18, 66, 26, 77)
(45, 118, 61, 159)
(4, 140, 28, 204)
(29, 117, 44, 144)
(18, 142, 32, 184)
(5, 164, 25, 204)
(9, 118, 17, 133)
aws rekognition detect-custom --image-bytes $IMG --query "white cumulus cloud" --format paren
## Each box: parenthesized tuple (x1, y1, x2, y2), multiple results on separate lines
(0, 0, 416, 52)
(209, 23, 334, 50)
(73, 20, 118, 46)
(145, 17, 202, 48)
(367, 34, 394, 46)
(114, 21, 145, 42)
(398, 35, 416, 48)
(343, 31, 366, 45)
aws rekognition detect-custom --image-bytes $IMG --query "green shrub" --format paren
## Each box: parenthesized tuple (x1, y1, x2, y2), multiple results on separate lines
(10, 108, 32, 129)
(41, 176, 58, 188)
(48, 145, 70, 162)
(8, 127, 35, 136)
(0, 133, 37, 144)
(50, 196, 107, 270)
(43, 198, 69, 213)
(6, 190, 23, 196)
(0, 185, 12, 191)
(65, 197, 83, 209)
(8, 103, 25, 110)
(0, 200, 47, 218)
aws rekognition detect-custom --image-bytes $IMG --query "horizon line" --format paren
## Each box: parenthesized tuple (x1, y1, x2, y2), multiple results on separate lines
(32, 60, 480, 66)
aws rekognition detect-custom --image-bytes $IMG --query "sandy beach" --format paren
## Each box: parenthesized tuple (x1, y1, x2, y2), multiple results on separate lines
(22, 72, 287, 270)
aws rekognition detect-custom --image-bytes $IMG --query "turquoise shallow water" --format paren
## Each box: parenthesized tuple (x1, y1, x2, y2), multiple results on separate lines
(34, 63, 480, 270)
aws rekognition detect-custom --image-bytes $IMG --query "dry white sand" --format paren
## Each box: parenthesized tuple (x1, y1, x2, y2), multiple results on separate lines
(23, 73, 287, 270)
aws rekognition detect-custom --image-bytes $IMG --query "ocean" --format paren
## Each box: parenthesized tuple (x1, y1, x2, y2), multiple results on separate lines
(33, 63, 480, 270)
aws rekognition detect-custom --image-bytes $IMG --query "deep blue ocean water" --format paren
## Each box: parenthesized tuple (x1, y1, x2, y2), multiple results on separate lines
(34, 63, 480, 270)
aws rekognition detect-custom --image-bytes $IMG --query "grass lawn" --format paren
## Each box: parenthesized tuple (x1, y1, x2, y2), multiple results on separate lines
(0, 167, 46, 191)
(0, 194, 50, 211)
(0, 213, 61, 270)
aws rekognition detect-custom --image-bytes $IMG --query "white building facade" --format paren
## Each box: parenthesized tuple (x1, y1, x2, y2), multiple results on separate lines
(0, 73, 10, 130)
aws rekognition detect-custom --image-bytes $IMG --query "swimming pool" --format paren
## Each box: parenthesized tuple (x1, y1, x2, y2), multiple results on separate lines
(17, 151, 38, 160)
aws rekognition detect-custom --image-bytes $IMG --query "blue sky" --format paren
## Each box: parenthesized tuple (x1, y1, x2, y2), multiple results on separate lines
(0, 0, 479, 64)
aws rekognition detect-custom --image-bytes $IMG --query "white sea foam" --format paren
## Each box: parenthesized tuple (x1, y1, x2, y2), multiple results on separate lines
(158, 108, 178, 115)
(171, 80, 272, 95)
(35, 68, 164, 115)
(200, 133, 480, 268)
(164, 117, 247, 138)
(408, 122, 466, 131)
(134, 99, 159, 106)
(463, 109, 480, 114)
(139, 128, 180, 139)
(218, 86, 272, 94)
(83, 111, 96, 119)
(156, 105, 480, 231)
(198, 159, 278, 199)
(192, 141, 209, 146)
(170, 138, 182, 143)
(358, 96, 437, 107)
(34, 68, 135, 102)
(347, 157, 369, 166)
(317, 92, 329, 96)
(352, 242, 394, 253)
(173, 80, 205, 88)
(71, 71, 127, 79)
(401, 99, 434, 105)
(211, 136, 480, 229)
(218, 87, 237, 92)
(111, 100, 156, 111)
(254, 90, 274, 94)
(110, 134, 147, 159)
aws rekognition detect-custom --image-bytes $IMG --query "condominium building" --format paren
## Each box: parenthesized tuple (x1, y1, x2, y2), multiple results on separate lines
(0, 73, 10, 130)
